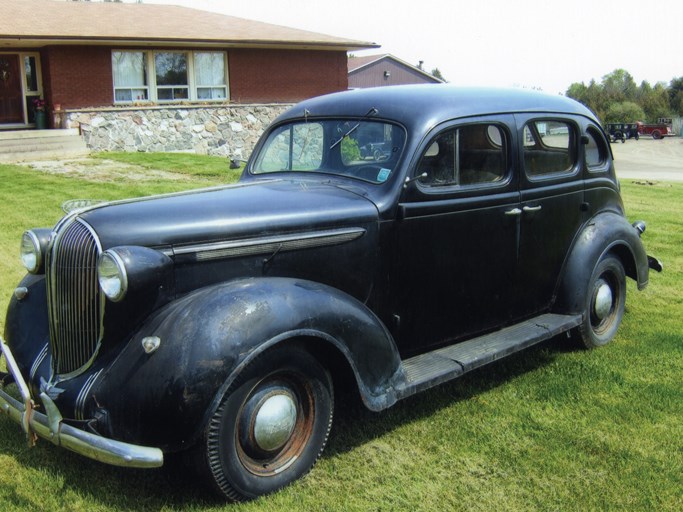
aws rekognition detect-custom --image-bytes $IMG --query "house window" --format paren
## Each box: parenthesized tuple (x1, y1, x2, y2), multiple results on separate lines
(195, 52, 227, 100)
(112, 51, 228, 103)
(155, 52, 189, 101)
(112, 51, 149, 102)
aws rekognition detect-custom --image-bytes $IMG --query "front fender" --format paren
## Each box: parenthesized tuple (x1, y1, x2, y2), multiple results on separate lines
(3, 273, 50, 380)
(89, 277, 401, 452)
(554, 212, 649, 315)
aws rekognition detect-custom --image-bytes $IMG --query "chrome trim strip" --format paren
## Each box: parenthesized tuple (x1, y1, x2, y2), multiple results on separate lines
(0, 338, 163, 468)
(29, 344, 49, 381)
(75, 369, 103, 421)
(173, 227, 366, 262)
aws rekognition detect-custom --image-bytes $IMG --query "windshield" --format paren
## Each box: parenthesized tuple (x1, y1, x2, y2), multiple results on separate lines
(251, 119, 406, 184)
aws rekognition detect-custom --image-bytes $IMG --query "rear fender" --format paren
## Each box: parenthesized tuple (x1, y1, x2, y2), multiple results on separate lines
(554, 212, 649, 315)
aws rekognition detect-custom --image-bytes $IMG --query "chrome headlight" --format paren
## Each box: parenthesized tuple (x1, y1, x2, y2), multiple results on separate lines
(20, 229, 51, 274)
(97, 246, 173, 304)
(98, 250, 128, 302)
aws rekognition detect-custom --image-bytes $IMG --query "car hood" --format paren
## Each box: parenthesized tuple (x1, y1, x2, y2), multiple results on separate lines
(77, 179, 379, 250)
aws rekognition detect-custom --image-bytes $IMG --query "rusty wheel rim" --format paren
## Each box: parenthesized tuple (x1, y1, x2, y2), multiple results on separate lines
(235, 372, 315, 476)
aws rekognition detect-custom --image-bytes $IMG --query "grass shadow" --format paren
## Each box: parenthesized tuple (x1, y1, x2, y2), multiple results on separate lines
(324, 333, 576, 458)
(0, 334, 575, 510)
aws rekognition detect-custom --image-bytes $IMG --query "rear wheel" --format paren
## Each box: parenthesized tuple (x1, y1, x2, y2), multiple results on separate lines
(198, 344, 333, 502)
(652, 130, 662, 140)
(574, 255, 626, 349)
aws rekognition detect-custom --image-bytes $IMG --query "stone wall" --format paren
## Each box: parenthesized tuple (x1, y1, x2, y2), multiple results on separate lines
(62, 103, 293, 158)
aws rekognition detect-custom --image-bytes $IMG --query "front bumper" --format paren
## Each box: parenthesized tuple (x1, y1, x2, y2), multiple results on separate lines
(0, 337, 163, 468)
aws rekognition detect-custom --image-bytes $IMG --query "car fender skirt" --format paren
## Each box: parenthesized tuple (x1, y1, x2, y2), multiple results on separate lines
(554, 212, 649, 315)
(91, 277, 402, 451)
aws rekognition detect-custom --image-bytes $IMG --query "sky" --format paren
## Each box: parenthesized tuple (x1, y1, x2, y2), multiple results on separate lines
(140, 0, 683, 95)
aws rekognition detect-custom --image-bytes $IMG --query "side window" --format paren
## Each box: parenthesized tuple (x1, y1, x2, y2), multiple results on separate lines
(418, 124, 507, 188)
(523, 120, 577, 178)
(585, 127, 608, 170)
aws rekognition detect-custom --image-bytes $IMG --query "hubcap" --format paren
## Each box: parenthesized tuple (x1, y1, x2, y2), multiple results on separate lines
(253, 393, 298, 452)
(593, 280, 613, 321)
(235, 374, 315, 476)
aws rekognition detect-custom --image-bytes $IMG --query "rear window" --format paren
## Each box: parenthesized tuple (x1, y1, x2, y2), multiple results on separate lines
(523, 120, 577, 178)
(585, 127, 608, 170)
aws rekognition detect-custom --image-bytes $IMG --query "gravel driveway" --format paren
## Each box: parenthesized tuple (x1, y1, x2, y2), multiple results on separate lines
(612, 136, 683, 182)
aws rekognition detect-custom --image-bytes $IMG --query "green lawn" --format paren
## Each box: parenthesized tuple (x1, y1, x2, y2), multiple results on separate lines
(0, 156, 681, 511)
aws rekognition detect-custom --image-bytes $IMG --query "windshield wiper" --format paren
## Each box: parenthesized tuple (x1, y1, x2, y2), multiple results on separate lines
(329, 107, 379, 150)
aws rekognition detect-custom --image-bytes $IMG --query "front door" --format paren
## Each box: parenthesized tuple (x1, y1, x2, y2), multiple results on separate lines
(0, 55, 23, 124)
(392, 117, 519, 355)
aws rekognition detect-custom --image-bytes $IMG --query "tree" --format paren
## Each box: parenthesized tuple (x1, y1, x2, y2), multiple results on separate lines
(431, 68, 446, 82)
(641, 82, 671, 121)
(566, 79, 605, 120)
(601, 69, 638, 104)
(567, 69, 680, 122)
(669, 76, 683, 116)
(604, 101, 645, 124)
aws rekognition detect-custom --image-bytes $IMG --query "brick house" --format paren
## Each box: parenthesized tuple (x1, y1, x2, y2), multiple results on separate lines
(348, 54, 443, 89)
(0, 0, 376, 155)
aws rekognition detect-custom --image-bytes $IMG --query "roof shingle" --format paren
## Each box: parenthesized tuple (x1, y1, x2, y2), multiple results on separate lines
(0, 0, 378, 50)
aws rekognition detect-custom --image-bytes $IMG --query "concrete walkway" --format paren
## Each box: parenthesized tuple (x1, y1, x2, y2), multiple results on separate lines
(0, 129, 89, 162)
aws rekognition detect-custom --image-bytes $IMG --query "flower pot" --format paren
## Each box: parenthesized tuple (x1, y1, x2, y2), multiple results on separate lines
(35, 110, 46, 130)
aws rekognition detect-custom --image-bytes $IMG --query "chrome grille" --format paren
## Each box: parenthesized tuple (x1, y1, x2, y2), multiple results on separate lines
(46, 218, 103, 376)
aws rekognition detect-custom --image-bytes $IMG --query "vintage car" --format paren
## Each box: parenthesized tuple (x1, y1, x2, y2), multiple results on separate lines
(606, 123, 640, 143)
(0, 85, 661, 501)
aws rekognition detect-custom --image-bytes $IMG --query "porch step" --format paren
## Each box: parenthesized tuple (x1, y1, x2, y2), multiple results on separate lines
(395, 313, 583, 400)
(0, 129, 89, 162)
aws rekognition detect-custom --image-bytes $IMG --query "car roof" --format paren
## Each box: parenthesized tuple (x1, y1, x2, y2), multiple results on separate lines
(275, 84, 598, 131)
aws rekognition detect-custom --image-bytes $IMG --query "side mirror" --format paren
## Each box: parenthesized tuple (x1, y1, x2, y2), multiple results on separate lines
(229, 157, 248, 169)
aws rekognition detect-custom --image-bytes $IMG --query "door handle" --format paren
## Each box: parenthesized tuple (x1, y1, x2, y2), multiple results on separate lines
(523, 205, 542, 213)
(505, 208, 522, 216)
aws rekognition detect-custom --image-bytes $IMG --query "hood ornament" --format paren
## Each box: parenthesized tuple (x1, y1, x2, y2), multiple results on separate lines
(61, 199, 106, 214)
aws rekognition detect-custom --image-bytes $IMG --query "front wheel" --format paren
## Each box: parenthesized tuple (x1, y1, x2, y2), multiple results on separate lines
(197, 344, 333, 502)
(574, 255, 626, 349)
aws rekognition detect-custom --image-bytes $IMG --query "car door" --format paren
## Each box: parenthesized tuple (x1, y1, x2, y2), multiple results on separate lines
(392, 117, 520, 355)
(512, 115, 586, 318)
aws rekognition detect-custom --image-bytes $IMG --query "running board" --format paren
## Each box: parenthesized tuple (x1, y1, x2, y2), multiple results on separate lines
(395, 313, 582, 400)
